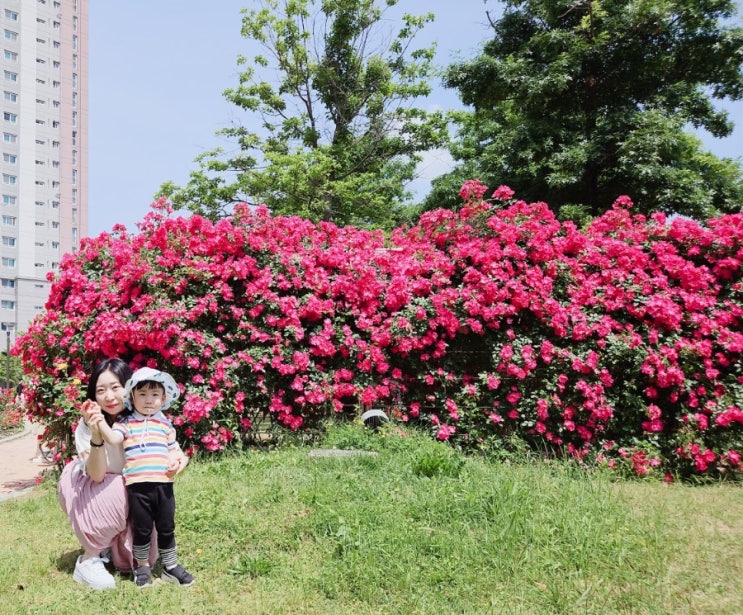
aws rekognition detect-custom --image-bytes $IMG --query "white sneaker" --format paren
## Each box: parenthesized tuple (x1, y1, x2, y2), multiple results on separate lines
(72, 555, 116, 590)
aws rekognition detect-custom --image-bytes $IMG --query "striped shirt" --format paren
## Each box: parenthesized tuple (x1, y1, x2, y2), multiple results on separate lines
(113, 411, 177, 486)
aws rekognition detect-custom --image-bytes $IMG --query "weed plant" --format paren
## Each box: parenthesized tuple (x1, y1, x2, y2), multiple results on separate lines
(1, 422, 741, 614)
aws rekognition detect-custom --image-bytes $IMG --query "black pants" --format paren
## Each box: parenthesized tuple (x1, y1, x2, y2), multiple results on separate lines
(127, 482, 176, 552)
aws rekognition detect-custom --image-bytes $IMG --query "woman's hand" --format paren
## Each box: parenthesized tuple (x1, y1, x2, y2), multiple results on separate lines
(87, 412, 106, 441)
(80, 401, 108, 481)
(82, 400, 105, 441)
(80, 399, 102, 424)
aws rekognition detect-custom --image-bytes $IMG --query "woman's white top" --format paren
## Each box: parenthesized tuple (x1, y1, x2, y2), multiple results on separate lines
(74, 417, 126, 474)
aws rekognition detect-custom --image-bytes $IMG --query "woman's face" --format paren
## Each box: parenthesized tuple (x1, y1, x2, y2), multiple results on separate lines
(94, 369, 127, 417)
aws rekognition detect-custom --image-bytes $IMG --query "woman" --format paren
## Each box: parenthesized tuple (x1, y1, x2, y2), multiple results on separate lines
(57, 358, 189, 590)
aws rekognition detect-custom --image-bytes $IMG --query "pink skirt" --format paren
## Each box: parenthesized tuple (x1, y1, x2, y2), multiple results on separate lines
(58, 462, 157, 573)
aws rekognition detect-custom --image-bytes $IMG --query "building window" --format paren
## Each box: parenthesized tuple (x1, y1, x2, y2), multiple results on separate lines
(2, 154, 16, 164)
(2, 236, 15, 247)
(2, 215, 16, 225)
(53, 21, 60, 29)
(3, 50, 18, 61)
(72, 131, 77, 145)
(3, 131, 17, 142)
(72, 73, 78, 88)
(72, 169, 77, 184)
(2, 195, 15, 205)
(72, 111, 78, 127)
(0, 279, 15, 288)
(35, 201, 44, 207)
(52, 221, 60, 229)
(72, 35, 78, 51)
(36, 119, 46, 126)
(35, 263, 44, 269)
(36, 98, 45, 105)
(1, 257, 16, 267)
(4, 10, 18, 21)
(4, 71, 17, 82)
(53, 40, 60, 49)
(52, 140, 59, 148)
(4, 30, 18, 41)
(52, 241, 59, 249)
(53, 60, 60, 69)
(3, 91, 17, 103)
(35, 221, 44, 227)
(1, 300, 15, 309)
(3, 112, 17, 123)
(52, 200, 59, 208)
(2, 174, 16, 185)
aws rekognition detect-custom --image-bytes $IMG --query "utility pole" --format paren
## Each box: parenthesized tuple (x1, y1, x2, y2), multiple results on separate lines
(1, 324, 13, 390)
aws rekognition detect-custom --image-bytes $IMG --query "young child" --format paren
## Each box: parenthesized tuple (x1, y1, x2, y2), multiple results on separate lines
(97, 366, 194, 587)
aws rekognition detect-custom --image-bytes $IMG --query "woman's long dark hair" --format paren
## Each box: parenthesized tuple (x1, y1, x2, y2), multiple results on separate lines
(86, 358, 133, 426)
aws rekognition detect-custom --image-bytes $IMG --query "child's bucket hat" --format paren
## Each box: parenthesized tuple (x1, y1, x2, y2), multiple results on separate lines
(124, 367, 180, 410)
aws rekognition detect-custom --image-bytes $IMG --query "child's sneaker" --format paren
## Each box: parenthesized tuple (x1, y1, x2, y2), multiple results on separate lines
(161, 564, 195, 586)
(133, 565, 152, 588)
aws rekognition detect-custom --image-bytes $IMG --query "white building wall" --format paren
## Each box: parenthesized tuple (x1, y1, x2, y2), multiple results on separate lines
(0, 0, 88, 341)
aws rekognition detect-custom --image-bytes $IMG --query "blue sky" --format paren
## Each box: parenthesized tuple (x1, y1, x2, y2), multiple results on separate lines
(88, 1, 743, 236)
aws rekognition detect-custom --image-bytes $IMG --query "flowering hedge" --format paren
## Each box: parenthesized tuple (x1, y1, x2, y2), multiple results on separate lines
(0, 388, 24, 433)
(13, 186, 743, 479)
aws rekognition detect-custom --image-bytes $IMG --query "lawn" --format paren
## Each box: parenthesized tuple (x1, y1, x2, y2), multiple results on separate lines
(1, 423, 741, 614)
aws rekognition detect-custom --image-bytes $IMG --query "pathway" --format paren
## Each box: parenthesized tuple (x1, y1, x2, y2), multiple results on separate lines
(0, 422, 55, 501)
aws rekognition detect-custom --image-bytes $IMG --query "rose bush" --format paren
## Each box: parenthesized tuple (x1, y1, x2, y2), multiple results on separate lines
(13, 187, 742, 479)
(0, 388, 24, 435)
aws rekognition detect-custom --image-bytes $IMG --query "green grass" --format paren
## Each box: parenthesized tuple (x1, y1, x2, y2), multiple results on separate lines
(1, 422, 742, 614)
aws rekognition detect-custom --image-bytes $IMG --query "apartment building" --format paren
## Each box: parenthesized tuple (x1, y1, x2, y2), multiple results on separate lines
(1, 0, 87, 341)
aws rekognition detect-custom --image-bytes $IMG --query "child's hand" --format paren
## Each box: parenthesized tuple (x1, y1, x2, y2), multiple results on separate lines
(166, 456, 183, 479)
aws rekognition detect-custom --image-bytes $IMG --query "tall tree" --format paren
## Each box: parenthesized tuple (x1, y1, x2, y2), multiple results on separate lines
(426, 0, 743, 220)
(159, 0, 448, 230)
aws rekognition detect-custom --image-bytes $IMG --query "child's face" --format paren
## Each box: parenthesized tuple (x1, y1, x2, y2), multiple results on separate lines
(131, 382, 166, 416)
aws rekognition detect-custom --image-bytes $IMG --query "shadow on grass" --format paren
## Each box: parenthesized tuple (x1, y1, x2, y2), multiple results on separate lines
(55, 549, 80, 574)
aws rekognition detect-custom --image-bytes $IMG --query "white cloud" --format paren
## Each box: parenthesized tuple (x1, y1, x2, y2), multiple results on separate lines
(409, 148, 455, 199)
